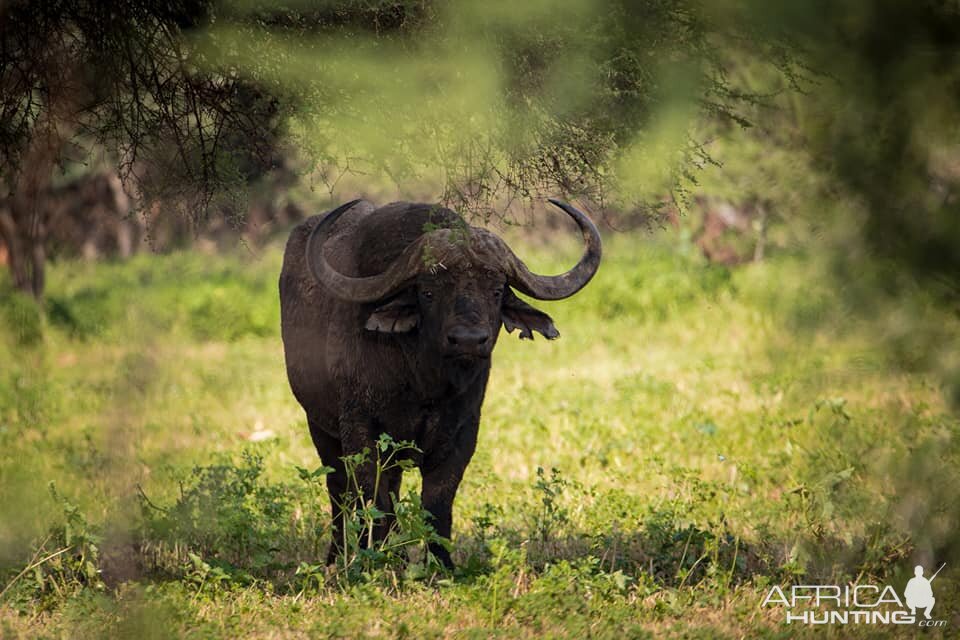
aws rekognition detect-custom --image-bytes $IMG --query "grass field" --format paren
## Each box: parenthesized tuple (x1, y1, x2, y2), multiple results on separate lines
(1, 226, 958, 638)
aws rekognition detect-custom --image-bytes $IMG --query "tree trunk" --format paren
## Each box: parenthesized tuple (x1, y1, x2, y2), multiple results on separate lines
(6, 152, 54, 299)
(0, 205, 47, 299)
(29, 221, 46, 299)
(0, 205, 31, 293)
(1, 44, 81, 299)
(753, 203, 768, 263)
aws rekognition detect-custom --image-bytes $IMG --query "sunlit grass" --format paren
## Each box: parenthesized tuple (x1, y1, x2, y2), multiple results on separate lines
(0, 226, 956, 638)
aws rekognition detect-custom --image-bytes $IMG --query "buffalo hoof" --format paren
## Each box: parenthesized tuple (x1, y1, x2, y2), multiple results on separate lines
(429, 543, 455, 570)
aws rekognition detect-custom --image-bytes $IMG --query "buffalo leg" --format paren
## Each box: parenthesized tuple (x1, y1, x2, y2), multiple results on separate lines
(339, 413, 405, 552)
(420, 423, 479, 569)
(306, 418, 348, 564)
(311, 438, 401, 559)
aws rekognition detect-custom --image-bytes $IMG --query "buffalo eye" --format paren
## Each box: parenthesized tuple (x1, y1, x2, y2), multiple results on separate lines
(493, 289, 503, 301)
(422, 290, 434, 301)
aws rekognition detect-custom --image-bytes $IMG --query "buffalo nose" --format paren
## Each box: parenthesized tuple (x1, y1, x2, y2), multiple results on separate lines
(447, 326, 491, 349)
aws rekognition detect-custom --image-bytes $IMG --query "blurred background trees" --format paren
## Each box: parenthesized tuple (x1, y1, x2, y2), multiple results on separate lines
(0, 0, 286, 297)
(0, 0, 798, 299)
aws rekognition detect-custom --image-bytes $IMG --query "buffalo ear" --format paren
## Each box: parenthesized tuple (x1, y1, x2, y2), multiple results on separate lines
(502, 288, 559, 340)
(365, 292, 419, 333)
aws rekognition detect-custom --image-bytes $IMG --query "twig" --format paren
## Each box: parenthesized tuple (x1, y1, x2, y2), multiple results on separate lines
(0, 545, 73, 600)
(136, 483, 168, 513)
(678, 552, 709, 590)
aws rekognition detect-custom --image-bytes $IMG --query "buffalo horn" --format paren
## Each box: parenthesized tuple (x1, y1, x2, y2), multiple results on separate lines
(306, 198, 601, 303)
(501, 199, 602, 300)
(305, 200, 433, 302)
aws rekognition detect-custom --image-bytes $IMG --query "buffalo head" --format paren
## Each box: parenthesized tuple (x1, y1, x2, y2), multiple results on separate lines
(304, 199, 602, 386)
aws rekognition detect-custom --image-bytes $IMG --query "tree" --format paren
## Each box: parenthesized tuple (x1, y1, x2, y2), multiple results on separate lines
(737, 1, 960, 409)
(197, 1, 800, 215)
(0, 0, 796, 299)
(0, 1, 284, 298)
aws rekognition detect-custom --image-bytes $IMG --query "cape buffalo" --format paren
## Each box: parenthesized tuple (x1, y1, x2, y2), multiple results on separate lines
(279, 198, 601, 567)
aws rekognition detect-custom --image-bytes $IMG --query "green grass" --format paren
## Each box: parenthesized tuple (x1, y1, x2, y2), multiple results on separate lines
(0, 229, 957, 638)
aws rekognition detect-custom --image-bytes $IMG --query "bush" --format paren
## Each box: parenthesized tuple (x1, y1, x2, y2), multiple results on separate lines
(184, 283, 278, 342)
(139, 450, 310, 580)
(1, 289, 44, 347)
(38, 250, 283, 343)
(47, 288, 121, 339)
(2, 485, 105, 611)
